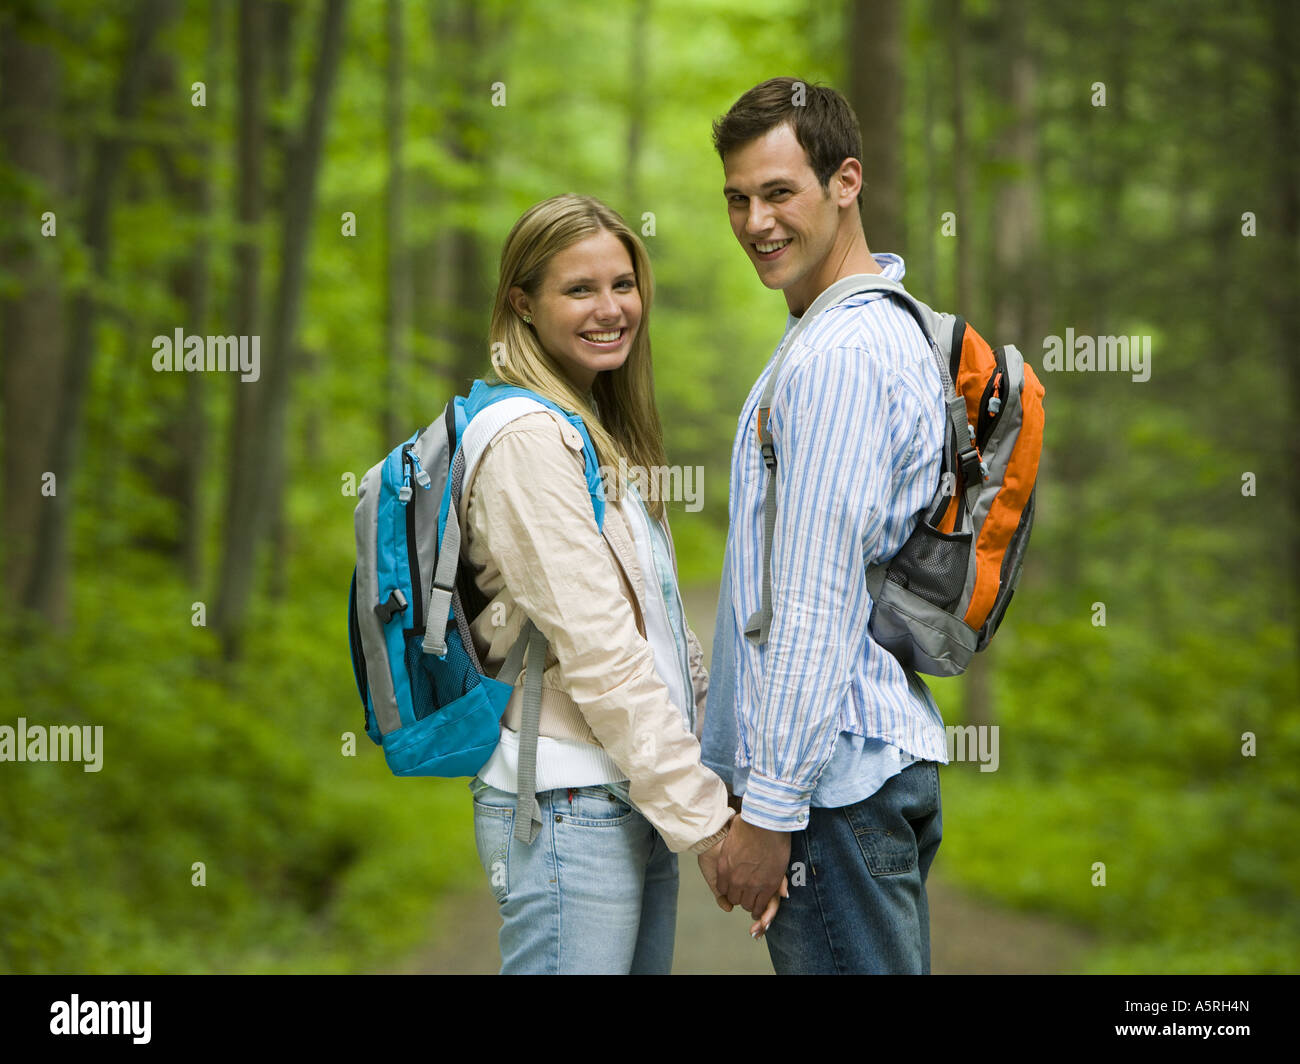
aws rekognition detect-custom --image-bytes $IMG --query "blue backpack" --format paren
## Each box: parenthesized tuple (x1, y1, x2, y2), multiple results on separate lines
(347, 380, 606, 841)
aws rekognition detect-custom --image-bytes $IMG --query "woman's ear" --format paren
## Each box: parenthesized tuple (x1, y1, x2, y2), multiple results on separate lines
(508, 285, 531, 320)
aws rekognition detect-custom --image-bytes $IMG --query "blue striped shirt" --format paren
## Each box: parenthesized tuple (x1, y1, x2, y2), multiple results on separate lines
(703, 253, 950, 831)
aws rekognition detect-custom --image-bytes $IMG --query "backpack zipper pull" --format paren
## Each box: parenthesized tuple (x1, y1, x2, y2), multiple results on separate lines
(399, 452, 414, 503)
(989, 372, 1003, 416)
(410, 452, 432, 489)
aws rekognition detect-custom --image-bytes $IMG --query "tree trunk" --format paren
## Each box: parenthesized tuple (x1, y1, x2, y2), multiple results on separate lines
(624, 0, 651, 213)
(265, 0, 298, 603)
(215, 0, 349, 658)
(1267, 0, 1300, 641)
(431, 1, 490, 396)
(212, 0, 268, 651)
(142, 5, 220, 582)
(0, 20, 67, 619)
(946, 0, 972, 311)
(20, 0, 174, 626)
(384, 0, 410, 448)
(848, 0, 905, 254)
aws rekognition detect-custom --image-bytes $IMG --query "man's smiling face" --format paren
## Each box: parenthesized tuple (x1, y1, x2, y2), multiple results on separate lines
(722, 121, 842, 310)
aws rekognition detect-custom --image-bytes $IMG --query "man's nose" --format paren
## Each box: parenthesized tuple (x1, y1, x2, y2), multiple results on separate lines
(745, 199, 774, 235)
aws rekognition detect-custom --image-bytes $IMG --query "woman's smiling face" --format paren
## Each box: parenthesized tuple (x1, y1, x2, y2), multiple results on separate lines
(511, 229, 642, 393)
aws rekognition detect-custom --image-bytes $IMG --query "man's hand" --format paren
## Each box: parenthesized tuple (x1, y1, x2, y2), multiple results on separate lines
(696, 839, 734, 913)
(716, 815, 792, 920)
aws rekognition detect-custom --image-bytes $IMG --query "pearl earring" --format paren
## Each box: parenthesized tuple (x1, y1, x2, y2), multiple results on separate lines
(522, 314, 532, 324)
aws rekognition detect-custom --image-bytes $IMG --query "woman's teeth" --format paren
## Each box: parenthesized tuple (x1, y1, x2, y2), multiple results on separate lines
(581, 329, 624, 343)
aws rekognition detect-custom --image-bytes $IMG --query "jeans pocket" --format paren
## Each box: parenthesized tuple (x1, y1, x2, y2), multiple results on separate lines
(473, 793, 514, 903)
(851, 826, 917, 876)
(560, 785, 636, 827)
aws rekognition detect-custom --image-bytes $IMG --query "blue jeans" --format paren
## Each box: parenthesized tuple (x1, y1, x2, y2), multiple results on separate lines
(470, 779, 679, 974)
(764, 760, 943, 974)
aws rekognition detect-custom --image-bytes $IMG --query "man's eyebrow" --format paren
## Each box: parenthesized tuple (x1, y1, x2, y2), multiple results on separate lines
(723, 177, 799, 196)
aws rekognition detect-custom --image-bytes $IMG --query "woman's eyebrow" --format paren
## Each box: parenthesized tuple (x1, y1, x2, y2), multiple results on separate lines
(559, 272, 636, 286)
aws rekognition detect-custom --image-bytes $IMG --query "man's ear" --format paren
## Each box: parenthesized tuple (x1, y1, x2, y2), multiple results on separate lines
(833, 158, 864, 207)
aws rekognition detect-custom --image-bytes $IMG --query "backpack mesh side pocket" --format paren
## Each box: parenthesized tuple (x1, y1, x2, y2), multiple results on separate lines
(882, 520, 972, 613)
(405, 626, 482, 721)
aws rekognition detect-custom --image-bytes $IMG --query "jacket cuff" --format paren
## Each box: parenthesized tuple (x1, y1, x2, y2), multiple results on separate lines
(688, 807, 736, 855)
(738, 771, 812, 832)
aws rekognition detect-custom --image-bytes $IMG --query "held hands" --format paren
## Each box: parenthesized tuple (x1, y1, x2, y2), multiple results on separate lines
(698, 808, 792, 938)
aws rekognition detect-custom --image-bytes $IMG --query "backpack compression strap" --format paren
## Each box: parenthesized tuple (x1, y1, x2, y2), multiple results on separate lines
(743, 273, 978, 647)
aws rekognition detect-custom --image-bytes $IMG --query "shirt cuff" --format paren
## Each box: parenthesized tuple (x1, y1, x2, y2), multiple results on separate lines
(738, 771, 813, 832)
(688, 807, 736, 855)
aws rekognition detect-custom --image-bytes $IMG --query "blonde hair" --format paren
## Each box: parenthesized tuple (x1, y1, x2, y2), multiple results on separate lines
(487, 194, 668, 519)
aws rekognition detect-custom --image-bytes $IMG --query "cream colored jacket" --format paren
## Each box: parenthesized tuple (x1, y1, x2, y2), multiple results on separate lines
(458, 409, 732, 855)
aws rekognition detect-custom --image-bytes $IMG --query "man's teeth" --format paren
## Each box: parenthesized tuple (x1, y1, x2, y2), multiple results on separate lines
(756, 239, 792, 254)
(582, 330, 623, 342)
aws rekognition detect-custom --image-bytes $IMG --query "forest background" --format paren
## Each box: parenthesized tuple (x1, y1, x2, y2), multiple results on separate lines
(1, 0, 1296, 973)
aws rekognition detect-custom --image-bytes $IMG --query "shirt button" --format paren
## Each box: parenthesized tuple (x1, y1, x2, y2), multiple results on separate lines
(797, 813, 806, 823)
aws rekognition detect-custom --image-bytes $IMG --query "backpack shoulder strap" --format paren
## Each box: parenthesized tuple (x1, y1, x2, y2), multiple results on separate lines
(843, 279, 983, 515)
(422, 394, 555, 658)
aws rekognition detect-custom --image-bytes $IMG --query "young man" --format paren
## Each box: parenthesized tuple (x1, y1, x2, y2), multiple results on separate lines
(699, 77, 949, 974)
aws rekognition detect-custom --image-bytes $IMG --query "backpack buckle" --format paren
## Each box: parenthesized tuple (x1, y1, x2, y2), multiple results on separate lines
(374, 588, 408, 624)
(958, 445, 985, 484)
(760, 442, 776, 471)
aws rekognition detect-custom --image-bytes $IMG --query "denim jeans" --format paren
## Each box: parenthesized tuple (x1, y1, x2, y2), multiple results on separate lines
(764, 760, 943, 974)
(470, 779, 679, 974)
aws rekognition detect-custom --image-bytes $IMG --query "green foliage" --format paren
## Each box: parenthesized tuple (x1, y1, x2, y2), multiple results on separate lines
(0, 553, 479, 973)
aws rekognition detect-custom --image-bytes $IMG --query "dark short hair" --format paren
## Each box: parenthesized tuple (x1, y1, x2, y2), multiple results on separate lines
(712, 77, 863, 205)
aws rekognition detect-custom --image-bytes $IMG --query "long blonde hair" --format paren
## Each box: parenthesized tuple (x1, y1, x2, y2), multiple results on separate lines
(487, 194, 668, 519)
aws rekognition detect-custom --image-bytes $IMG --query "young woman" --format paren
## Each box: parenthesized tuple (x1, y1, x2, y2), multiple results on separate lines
(458, 194, 781, 974)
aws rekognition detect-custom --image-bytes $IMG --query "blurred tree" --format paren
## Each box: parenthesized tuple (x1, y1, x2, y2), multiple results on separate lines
(384, 0, 411, 449)
(215, 0, 348, 657)
(213, 0, 268, 652)
(849, 0, 905, 253)
(0, 13, 67, 617)
(21, 0, 176, 627)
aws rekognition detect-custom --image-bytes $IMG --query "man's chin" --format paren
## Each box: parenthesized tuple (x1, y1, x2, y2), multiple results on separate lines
(752, 260, 790, 290)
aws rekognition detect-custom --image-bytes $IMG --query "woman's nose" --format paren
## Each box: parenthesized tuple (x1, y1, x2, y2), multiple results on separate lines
(594, 292, 621, 321)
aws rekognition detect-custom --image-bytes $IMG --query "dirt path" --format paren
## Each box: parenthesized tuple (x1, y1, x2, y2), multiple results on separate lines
(394, 864, 1095, 974)
(393, 585, 1096, 974)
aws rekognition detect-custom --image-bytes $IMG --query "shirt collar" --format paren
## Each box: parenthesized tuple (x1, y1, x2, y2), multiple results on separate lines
(783, 252, 907, 332)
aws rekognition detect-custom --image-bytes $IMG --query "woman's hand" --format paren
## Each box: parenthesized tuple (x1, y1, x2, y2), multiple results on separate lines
(749, 876, 789, 939)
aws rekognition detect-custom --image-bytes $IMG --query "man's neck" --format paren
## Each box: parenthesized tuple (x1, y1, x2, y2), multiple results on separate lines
(786, 224, 882, 317)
